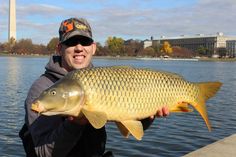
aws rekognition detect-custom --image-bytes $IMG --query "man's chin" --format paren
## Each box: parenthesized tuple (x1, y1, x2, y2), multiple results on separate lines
(73, 64, 87, 70)
(72, 59, 90, 69)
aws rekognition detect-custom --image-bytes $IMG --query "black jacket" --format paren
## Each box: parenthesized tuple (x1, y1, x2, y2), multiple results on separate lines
(24, 55, 106, 157)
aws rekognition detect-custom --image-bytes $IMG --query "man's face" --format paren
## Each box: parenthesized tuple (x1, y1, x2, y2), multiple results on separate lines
(59, 36, 96, 71)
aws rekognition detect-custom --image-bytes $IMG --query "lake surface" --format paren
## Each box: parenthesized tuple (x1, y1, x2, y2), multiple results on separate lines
(0, 56, 235, 157)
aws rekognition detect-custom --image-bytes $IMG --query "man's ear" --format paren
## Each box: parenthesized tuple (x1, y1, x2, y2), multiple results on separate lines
(92, 42, 97, 55)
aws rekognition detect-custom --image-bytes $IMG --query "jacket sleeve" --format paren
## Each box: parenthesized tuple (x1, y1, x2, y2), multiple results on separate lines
(25, 76, 85, 157)
(141, 117, 154, 131)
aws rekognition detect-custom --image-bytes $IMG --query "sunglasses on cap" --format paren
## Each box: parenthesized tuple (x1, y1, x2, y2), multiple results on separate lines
(62, 36, 93, 47)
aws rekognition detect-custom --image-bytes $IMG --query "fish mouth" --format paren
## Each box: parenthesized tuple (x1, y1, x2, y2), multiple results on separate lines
(31, 101, 45, 113)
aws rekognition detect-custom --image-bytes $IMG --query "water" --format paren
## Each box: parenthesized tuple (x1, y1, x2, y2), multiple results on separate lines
(0, 56, 235, 157)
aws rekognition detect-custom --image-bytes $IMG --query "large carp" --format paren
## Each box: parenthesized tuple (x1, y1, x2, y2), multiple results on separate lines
(32, 66, 222, 140)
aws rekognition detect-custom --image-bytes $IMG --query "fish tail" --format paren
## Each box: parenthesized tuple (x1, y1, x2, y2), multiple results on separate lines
(193, 82, 222, 131)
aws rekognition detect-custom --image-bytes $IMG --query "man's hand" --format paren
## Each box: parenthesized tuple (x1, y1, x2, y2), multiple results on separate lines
(150, 107, 170, 119)
(141, 107, 170, 130)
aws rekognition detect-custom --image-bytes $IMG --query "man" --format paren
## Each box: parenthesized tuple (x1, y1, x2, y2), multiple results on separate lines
(20, 17, 169, 157)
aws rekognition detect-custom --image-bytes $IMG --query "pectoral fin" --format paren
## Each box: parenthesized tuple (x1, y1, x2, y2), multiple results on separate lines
(120, 120, 144, 140)
(81, 108, 107, 129)
(116, 122, 130, 138)
(170, 102, 193, 113)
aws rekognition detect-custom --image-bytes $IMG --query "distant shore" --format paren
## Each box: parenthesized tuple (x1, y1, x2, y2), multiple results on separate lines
(1, 53, 236, 62)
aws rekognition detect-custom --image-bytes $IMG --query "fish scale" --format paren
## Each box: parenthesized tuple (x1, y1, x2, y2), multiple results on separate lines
(67, 67, 197, 120)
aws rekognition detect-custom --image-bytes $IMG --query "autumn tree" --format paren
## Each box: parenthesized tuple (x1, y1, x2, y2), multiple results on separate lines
(47, 37, 59, 54)
(106, 36, 124, 56)
(11, 39, 34, 54)
(141, 47, 156, 57)
(11, 38, 48, 55)
(2, 37, 16, 53)
(0, 43, 4, 52)
(161, 41, 173, 55)
(95, 42, 109, 56)
(172, 46, 195, 58)
(124, 40, 143, 56)
(33, 44, 49, 55)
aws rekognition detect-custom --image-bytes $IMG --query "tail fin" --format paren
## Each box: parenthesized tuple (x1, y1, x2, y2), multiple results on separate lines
(193, 82, 222, 131)
(199, 82, 222, 101)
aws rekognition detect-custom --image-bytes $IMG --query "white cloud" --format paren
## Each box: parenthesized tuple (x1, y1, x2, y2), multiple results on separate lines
(1, 0, 236, 44)
(17, 4, 64, 17)
(90, 0, 236, 41)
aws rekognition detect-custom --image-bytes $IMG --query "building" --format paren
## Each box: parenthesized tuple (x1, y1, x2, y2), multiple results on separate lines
(9, 0, 16, 41)
(124, 39, 142, 45)
(144, 32, 236, 57)
(143, 39, 152, 48)
(226, 40, 236, 57)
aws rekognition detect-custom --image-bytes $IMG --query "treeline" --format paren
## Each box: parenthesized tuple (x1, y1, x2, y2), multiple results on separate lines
(0, 37, 195, 57)
(0, 37, 58, 55)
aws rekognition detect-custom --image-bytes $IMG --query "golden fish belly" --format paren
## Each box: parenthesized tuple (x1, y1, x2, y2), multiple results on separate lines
(68, 67, 198, 121)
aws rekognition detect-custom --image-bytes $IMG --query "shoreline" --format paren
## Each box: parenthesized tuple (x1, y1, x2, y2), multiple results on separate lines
(1, 53, 236, 62)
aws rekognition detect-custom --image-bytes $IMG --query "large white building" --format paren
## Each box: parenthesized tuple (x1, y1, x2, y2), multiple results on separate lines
(226, 40, 236, 57)
(144, 32, 236, 57)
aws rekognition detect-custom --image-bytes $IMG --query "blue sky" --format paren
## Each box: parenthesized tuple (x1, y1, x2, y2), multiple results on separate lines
(0, 0, 235, 45)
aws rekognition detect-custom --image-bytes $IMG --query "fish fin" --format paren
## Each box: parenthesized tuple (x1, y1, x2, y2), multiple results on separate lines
(120, 120, 144, 140)
(198, 82, 222, 100)
(111, 66, 133, 69)
(156, 70, 184, 79)
(193, 82, 222, 131)
(81, 108, 107, 129)
(164, 72, 184, 79)
(115, 122, 130, 138)
(170, 102, 193, 112)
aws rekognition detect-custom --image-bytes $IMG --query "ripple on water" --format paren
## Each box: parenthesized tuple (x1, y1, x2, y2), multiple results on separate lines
(1, 57, 236, 156)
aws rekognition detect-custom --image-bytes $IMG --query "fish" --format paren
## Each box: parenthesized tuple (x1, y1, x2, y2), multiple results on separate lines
(31, 66, 222, 140)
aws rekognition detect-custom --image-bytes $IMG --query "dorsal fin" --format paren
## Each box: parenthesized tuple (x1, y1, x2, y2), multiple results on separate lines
(110, 66, 133, 69)
(158, 70, 184, 79)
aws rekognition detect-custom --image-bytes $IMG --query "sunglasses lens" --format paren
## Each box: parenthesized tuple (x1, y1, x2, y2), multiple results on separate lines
(64, 40, 78, 47)
(63, 36, 93, 47)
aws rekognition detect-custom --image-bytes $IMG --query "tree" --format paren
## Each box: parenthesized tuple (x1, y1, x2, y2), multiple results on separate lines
(217, 47, 227, 57)
(3, 37, 16, 53)
(106, 36, 124, 56)
(172, 46, 195, 58)
(95, 42, 109, 56)
(34, 44, 49, 55)
(12, 39, 34, 54)
(47, 37, 59, 54)
(141, 47, 156, 57)
(11, 38, 48, 55)
(152, 41, 161, 55)
(196, 46, 207, 56)
(161, 41, 173, 55)
(124, 40, 143, 56)
(0, 43, 3, 52)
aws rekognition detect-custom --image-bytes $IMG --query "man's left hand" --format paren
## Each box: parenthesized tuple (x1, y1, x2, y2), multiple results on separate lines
(150, 107, 170, 119)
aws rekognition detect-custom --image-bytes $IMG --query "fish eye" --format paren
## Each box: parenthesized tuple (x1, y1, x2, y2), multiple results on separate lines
(50, 90, 57, 96)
